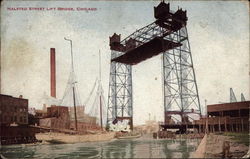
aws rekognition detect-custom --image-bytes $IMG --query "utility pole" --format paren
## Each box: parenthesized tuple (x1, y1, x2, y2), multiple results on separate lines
(99, 50, 103, 130)
(64, 37, 78, 131)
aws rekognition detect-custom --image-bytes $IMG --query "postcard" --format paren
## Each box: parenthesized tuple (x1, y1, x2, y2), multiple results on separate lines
(0, 0, 249, 158)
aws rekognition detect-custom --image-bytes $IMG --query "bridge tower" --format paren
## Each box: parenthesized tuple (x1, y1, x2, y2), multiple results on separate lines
(107, 33, 133, 129)
(157, 4, 202, 126)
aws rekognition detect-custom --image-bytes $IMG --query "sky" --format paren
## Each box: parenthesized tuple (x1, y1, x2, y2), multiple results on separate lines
(1, 0, 249, 125)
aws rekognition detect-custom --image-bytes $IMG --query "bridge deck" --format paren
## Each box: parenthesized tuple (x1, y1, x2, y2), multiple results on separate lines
(112, 37, 181, 65)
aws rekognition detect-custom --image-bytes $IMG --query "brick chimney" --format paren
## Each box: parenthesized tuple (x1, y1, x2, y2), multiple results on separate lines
(50, 48, 56, 98)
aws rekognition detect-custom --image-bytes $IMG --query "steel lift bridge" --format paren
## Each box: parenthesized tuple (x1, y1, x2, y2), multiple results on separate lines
(107, 1, 202, 132)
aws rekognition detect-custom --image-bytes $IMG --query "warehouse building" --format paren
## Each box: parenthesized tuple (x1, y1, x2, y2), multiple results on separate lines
(0, 94, 38, 145)
(0, 94, 28, 126)
(194, 101, 249, 133)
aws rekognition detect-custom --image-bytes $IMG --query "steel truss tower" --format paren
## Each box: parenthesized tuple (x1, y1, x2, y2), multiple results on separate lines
(107, 1, 201, 130)
(163, 27, 201, 123)
(107, 48, 133, 129)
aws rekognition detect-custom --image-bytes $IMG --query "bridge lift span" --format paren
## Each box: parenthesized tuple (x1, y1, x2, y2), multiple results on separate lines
(107, 1, 201, 132)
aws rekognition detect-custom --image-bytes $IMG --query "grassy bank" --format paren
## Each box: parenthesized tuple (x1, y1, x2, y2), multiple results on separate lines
(223, 132, 249, 146)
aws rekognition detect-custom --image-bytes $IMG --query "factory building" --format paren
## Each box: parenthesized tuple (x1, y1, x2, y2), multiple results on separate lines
(0, 94, 38, 145)
(0, 94, 28, 126)
(207, 101, 249, 117)
(194, 101, 249, 133)
(38, 105, 101, 133)
(39, 106, 70, 130)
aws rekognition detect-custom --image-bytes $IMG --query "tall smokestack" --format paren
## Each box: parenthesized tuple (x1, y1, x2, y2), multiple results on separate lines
(50, 48, 56, 98)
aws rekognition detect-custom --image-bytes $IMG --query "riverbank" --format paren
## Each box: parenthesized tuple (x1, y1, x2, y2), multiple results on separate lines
(205, 133, 249, 158)
(36, 131, 116, 144)
(191, 132, 249, 158)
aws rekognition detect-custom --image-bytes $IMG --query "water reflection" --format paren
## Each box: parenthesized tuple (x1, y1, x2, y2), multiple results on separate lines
(1, 138, 200, 158)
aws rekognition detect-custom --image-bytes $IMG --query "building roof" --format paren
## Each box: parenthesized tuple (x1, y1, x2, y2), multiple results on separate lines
(0, 94, 12, 97)
(207, 101, 250, 112)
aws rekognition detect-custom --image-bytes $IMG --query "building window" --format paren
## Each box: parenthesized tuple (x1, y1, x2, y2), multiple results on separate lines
(20, 116, 23, 122)
(14, 116, 17, 122)
(23, 117, 27, 123)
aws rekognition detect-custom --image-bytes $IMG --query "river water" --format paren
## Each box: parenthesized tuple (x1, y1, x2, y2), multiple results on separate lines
(1, 137, 200, 158)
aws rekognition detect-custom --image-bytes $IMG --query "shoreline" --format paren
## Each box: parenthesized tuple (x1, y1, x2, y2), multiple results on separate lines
(191, 133, 249, 158)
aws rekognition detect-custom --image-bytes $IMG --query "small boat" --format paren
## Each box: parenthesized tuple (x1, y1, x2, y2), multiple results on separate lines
(117, 134, 141, 139)
(36, 132, 116, 144)
(45, 139, 66, 144)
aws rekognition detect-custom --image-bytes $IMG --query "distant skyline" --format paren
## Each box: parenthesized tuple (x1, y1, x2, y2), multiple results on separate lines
(1, 0, 249, 125)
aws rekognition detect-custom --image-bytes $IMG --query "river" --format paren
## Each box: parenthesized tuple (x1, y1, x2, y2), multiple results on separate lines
(1, 137, 200, 158)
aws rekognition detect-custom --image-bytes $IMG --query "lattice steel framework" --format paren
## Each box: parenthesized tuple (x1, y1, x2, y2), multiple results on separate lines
(163, 27, 201, 119)
(107, 50, 133, 126)
(107, 1, 201, 129)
